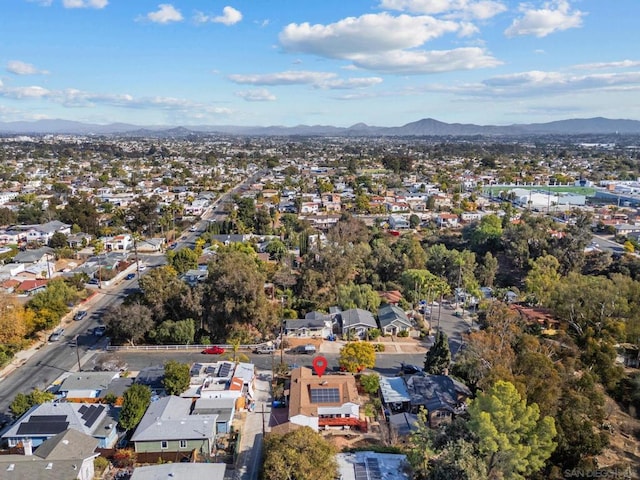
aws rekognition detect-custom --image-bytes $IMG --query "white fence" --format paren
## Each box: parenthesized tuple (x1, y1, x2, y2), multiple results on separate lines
(105, 343, 264, 352)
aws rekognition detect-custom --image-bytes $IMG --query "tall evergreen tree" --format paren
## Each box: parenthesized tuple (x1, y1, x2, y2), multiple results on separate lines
(424, 331, 451, 374)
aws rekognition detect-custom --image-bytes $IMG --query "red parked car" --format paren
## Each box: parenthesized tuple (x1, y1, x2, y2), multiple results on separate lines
(202, 346, 225, 355)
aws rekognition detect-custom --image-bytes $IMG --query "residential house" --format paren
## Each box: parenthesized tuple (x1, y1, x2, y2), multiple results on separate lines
(336, 451, 411, 480)
(130, 463, 226, 480)
(13, 247, 54, 264)
(339, 308, 378, 338)
(388, 215, 410, 230)
(103, 234, 132, 252)
(287, 367, 364, 432)
(2, 402, 119, 449)
(405, 374, 471, 428)
(56, 372, 120, 399)
(130, 396, 217, 458)
(436, 213, 459, 228)
(136, 238, 165, 253)
(15, 279, 49, 295)
(284, 312, 332, 339)
(377, 304, 413, 336)
(379, 376, 411, 414)
(378, 290, 403, 306)
(0, 429, 99, 480)
(192, 397, 236, 434)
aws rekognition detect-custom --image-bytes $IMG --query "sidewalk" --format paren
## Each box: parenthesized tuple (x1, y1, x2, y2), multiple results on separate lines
(319, 337, 429, 355)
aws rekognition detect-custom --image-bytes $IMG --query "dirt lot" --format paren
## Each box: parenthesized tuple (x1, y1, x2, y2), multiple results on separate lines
(596, 396, 640, 476)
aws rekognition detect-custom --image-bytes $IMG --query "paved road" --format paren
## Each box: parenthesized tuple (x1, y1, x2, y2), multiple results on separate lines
(0, 255, 165, 427)
(592, 233, 625, 255)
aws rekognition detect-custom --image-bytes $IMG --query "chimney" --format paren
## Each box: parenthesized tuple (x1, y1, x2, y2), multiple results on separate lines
(23, 439, 33, 456)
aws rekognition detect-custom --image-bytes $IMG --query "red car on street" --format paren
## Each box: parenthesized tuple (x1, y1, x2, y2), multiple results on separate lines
(202, 346, 225, 355)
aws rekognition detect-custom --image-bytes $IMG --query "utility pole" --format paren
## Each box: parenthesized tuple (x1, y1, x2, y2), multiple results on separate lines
(75, 335, 81, 371)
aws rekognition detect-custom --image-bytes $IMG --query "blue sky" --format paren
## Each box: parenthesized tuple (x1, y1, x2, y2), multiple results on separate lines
(1, 0, 639, 127)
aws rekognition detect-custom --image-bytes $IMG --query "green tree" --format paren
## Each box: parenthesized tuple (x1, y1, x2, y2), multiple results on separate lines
(359, 373, 380, 395)
(476, 251, 499, 288)
(525, 255, 561, 306)
(468, 380, 557, 480)
(339, 342, 376, 373)
(466, 214, 503, 252)
(119, 384, 151, 431)
(103, 303, 154, 346)
(48, 231, 68, 249)
(424, 331, 451, 375)
(167, 247, 198, 275)
(336, 283, 381, 312)
(265, 238, 288, 261)
(202, 248, 276, 340)
(150, 318, 195, 345)
(162, 360, 191, 396)
(10, 389, 55, 418)
(262, 426, 338, 480)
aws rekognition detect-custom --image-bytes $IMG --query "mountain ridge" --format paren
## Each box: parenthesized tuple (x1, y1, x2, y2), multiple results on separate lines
(1, 117, 639, 137)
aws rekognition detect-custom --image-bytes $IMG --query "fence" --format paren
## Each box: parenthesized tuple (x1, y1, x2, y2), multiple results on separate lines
(106, 343, 265, 352)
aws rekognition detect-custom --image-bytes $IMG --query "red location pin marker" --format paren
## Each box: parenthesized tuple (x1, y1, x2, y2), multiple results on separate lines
(312, 356, 328, 378)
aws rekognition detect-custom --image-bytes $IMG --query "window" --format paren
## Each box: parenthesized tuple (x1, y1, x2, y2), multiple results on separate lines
(161, 441, 168, 450)
(179, 440, 187, 449)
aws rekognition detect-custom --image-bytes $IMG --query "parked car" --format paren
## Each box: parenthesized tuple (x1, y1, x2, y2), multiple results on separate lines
(400, 362, 423, 375)
(74, 310, 88, 321)
(202, 346, 225, 355)
(290, 344, 317, 355)
(253, 345, 276, 354)
(88, 278, 100, 285)
(49, 328, 64, 342)
(125, 273, 135, 280)
(93, 326, 107, 337)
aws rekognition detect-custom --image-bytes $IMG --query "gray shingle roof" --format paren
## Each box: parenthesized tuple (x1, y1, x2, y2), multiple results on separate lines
(131, 463, 226, 480)
(378, 304, 412, 329)
(340, 308, 377, 329)
(131, 396, 217, 442)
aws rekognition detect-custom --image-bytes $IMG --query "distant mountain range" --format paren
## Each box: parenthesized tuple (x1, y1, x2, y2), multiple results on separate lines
(1, 117, 640, 137)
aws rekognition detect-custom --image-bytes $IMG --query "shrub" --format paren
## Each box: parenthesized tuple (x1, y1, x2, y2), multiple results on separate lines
(359, 374, 380, 395)
(373, 343, 385, 352)
(94, 456, 109, 473)
(397, 330, 409, 337)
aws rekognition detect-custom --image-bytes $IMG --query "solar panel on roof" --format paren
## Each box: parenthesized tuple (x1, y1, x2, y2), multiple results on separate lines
(366, 458, 382, 480)
(309, 387, 340, 403)
(218, 363, 232, 377)
(354, 463, 368, 480)
(78, 405, 89, 414)
(17, 421, 69, 435)
(82, 404, 105, 428)
(29, 415, 67, 422)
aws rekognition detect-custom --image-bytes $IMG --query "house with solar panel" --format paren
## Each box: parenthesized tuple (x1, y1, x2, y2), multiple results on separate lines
(336, 451, 411, 480)
(2, 402, 119, 449)
(130, 396, 217, 459)
(287, 367, 366, 432)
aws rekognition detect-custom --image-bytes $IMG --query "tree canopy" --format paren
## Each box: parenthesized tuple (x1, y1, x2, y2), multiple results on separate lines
(119, 384, 151, 431)
(339, 342, 376, 373)
(262, 427, 338, 480)
(468, 380, 557, 480)
(162, 360, 191, 396)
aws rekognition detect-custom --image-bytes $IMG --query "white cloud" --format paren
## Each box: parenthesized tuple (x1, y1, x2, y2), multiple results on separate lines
(194, 6, 243, 26)
(318, 77, 383, 89)
(351, 47, 501, 74)
(430, 69, 640, 98)
(280, 13, 460, 58)
(214, 6, 242, 25)
(228, 70, 383, 89)
(505, 0, 584, 38)
(229, 71, 338, 86)
(62, 0, 108, 9)
(573, 60, 640, 70)
(379, 0, 507, 20)
(279, 12, 499, 74)
(235, 89, 277, 102)
(142, 4, 183, 24)
(0, 82, 231, 116)
(7, 61, 49, 75)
